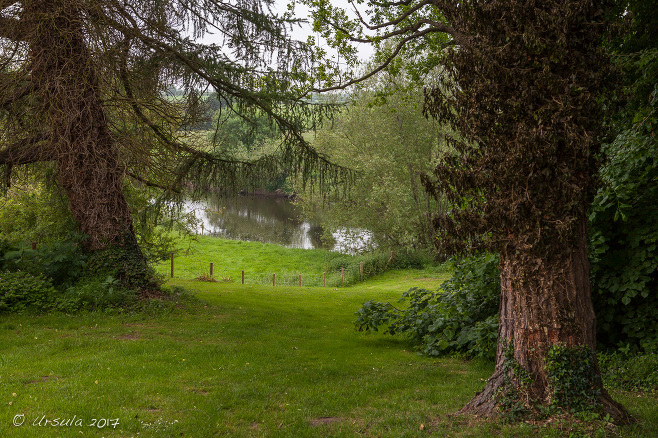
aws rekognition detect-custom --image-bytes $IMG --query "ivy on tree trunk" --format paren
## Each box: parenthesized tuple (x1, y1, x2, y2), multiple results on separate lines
(420, 0, 632, 422)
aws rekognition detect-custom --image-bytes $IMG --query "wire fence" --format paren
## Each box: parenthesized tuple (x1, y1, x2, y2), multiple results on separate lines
(167, 253, 376, 288)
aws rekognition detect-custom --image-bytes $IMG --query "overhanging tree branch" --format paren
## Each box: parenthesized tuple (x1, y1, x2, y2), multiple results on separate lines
(0, 134, 51, 167)
(310, 27, 453, 93)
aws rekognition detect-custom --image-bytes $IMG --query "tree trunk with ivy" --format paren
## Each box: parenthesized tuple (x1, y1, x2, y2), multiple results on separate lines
(30, 1, 136, 251)
(419, 0, 633, 422)
(24, 1, 148, 286)
(458, 225, 629, 421)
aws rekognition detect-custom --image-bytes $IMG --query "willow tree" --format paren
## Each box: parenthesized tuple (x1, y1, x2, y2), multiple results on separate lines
(0, 0, 344, 286)
(305, 0, 631, 422)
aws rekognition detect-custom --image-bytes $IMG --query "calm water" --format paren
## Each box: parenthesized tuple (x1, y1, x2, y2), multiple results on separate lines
(185, 194, 372, 252)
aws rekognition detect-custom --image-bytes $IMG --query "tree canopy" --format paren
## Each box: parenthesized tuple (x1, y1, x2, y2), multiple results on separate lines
(0, 0, 349, 285)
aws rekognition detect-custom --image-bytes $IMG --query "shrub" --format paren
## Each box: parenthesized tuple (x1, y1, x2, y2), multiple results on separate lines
(59, 276, 137, 312)
(355, 253, 500, 359)
(0, 271, 57, 312)
(0, 181, 77, 244)
(0, 236, 87, 289)
(328, 250, 427, 286)
(589, 130, 658, 353)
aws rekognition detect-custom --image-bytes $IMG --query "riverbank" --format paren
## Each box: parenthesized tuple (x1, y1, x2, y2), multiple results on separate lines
(155, 235, 447, 289)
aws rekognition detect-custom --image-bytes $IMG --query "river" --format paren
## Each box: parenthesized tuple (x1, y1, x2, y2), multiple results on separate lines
(184, 194, 372, 252)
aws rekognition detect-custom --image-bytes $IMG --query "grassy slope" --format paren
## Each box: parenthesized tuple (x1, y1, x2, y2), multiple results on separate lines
(155, 236, 450, 288)
(1, 240, 656, 437)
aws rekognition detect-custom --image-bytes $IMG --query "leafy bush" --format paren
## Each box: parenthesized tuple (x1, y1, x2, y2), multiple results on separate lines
(0, 181, 77, 244)
(597, 351, 658, 393)
(589, 130, 658, 353)
(0, 271, 57, 312)
(355, 253, 500, 359)
(0, 236, 87, 289)
(58, 276, 137, 312)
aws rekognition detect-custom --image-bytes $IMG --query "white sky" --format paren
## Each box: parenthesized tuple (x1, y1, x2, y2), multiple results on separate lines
(197, 0, 375, 63)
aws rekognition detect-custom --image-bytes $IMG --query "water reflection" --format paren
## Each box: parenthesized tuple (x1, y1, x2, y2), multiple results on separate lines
(185, 195, 328, 249)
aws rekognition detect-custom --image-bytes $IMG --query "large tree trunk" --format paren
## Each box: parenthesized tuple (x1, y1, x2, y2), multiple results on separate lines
(27, 1, 147, 279)
(458, 226, 631, 424)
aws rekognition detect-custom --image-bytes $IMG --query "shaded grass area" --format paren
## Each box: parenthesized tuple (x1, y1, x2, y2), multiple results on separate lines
(1, 278, 656, 436)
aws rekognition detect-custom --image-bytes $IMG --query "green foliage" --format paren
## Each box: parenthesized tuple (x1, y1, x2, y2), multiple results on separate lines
(589, 130, 658, 352)
(0, 236, 87, 289)
(296, 76, 447, 254)
(0, 181, 77, 244)
(598, 351, 658, 393)
(0, 271, 57, 313)
(85, 244, 160, 291)
(497, 342, 534, 421)
(355, 253, 500, 359)
(329, 250, 427, 285)
(58, 276, 137, 313)
(126, 185, 200, 263)
(589, 1, 658, 354)
(545, 345, 602, 413)
(209, 111, 281, 153)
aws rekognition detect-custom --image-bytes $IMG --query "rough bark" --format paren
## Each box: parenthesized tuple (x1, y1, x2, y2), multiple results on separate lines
(458, 225, 631, 424)
(27, 0, 142, 257)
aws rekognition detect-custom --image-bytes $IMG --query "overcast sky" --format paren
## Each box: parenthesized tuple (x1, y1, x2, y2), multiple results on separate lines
(197, 0, 375, 63)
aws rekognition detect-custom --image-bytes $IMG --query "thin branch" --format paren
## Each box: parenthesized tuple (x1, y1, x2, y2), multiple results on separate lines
(0, 135, 51, 166)
(351, 0, 431, 32)
(365, 0, 414, 6)
(310, 27, 453, 93)
(126, 171, 181, 193)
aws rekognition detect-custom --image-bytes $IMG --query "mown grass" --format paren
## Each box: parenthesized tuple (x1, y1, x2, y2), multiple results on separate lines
(1, 242, 656, 437)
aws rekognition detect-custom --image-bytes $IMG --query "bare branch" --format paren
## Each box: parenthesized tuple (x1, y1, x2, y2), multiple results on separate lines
(351, 0, 431, 31)
(363, 0, 414, 6)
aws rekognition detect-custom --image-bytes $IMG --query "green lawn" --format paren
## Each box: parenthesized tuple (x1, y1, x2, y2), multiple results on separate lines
(1, 241, 656, 437)
(155, 236, 450, 288)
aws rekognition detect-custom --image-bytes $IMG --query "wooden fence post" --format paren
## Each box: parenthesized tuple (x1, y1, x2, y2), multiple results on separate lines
(341, 268, 344, 286)
(170, 253, 174, 278)
(298, 274, 302, 287)
(242, 270, 245, 284)
(210, 262, 214, 279)
(273, 273, 276, 287)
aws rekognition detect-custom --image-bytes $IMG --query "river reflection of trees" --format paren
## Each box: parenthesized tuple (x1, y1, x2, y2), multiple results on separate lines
(186, 194, 328, 249)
